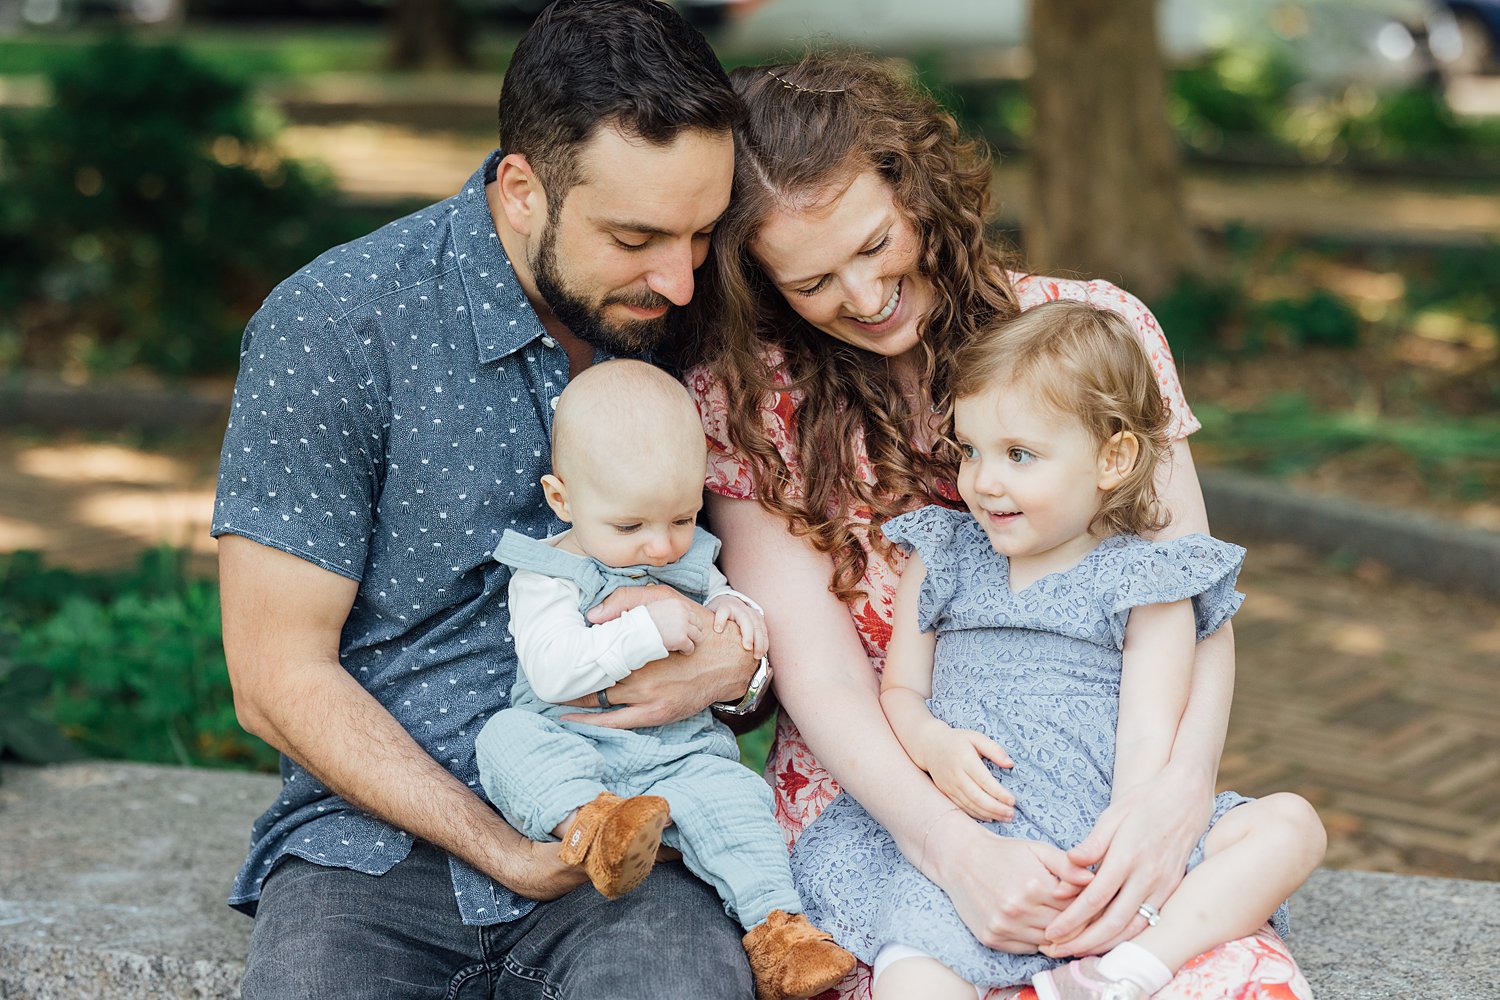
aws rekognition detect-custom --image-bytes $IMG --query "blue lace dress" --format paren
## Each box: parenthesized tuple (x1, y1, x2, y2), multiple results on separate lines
(788, 505, 1291, 988)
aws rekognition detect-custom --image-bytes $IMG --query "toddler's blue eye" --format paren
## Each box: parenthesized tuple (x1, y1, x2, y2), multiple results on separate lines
(958, 443, 977, 460)
(1008, 447, 1036, 465)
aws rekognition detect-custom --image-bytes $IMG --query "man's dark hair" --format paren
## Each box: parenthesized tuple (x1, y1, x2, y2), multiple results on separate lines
(498, 0, 742, 206)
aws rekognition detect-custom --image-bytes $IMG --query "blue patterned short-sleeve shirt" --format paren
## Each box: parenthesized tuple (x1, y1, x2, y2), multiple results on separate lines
(212, 151, 591, 926)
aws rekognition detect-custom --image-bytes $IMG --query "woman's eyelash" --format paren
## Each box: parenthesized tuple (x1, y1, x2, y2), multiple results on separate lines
(793, 235, 891, 297)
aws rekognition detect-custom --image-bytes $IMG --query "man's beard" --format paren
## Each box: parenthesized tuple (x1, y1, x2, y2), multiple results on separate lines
(530, 221, 673, 357)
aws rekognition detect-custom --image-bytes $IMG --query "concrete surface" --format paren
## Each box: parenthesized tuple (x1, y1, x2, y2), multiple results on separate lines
(0, 762, 270, 1000)
(3, 762, 1499, 999)
(1295, 867, 1500, 999)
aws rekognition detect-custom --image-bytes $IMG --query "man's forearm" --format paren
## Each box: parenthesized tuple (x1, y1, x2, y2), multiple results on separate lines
(245, 655, 550, 893)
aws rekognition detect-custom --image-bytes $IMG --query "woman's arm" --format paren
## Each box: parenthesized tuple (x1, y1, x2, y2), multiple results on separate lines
(709, 493, 1091, 952)
(1043, 440, 1235, 955)
(1110, 600, 1196, 798)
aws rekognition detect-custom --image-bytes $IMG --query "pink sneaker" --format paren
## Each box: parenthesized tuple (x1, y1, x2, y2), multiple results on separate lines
(1032, 958, 1148, 1000)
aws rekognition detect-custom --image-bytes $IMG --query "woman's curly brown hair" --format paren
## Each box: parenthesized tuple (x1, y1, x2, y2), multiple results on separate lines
(676, 53, 1023, 602)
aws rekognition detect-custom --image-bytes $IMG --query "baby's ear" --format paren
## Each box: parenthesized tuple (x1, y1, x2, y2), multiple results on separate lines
(540, 474, 572, 522)
(1097, 431, 1140, 491)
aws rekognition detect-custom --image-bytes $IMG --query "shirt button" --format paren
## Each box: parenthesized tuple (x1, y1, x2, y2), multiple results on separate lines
(540, 335, 557, 349)
(549, 396, 560, 410)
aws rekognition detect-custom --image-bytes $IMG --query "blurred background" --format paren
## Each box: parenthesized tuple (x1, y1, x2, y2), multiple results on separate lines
(0, 0, 1496, 882)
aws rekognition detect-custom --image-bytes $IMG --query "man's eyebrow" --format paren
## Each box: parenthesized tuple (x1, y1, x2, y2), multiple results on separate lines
(600, 213, 724, 238)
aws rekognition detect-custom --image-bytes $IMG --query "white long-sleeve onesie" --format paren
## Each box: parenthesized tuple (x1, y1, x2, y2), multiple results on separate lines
(506, 559, 751, 705)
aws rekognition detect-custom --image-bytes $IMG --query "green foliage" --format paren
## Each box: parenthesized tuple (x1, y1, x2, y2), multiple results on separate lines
(1405, 242, 1500, 327)
(0, 36, 363, 375)
(1171, 49, 1300, 149)
(0, 640, 84, 781)
(1255, 289, 1362, 349)
(736, 715, 777, 775)
(1334, 86, 1483, 159)
(1150, 273, 1247, 360)
(0, 548, 277, 771)
(1195, 393, 1500, 477)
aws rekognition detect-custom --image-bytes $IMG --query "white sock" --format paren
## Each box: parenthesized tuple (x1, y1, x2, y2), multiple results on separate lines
(1096, 941, 1173, 995)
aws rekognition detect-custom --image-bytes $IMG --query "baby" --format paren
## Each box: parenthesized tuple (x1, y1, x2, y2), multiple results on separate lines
(475, 359, 853, 1000)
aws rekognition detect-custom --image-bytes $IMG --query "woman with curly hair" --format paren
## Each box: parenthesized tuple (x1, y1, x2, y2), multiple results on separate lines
(675, 54, 1312, 999)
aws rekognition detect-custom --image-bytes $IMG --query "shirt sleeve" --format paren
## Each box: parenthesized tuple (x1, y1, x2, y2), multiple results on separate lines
(507, 571, 669, 704)
(1010, 272, 1200, 439)
(211, 276, 386, 580)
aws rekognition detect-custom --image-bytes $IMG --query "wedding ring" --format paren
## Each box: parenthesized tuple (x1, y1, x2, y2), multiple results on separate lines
(596, 689, 611, 709)
(1136, 902, 1161, 927)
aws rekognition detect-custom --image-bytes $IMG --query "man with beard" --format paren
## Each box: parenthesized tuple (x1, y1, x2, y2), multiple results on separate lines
(211, 2, 760, 996)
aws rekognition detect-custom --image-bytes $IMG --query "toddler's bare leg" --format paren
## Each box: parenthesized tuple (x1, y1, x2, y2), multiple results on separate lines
(1129, 793, 1325, 972)
(874, 956, 980, 1000)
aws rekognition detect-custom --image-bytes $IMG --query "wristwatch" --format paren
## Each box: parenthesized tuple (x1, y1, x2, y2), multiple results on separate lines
(713, 655, 772, 716)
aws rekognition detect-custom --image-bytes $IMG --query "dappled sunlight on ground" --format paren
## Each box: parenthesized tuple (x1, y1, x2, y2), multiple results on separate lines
(0, 434, 219, 575)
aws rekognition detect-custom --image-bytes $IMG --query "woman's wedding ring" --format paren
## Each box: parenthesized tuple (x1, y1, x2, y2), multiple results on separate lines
(1136, 902, 1161, 927)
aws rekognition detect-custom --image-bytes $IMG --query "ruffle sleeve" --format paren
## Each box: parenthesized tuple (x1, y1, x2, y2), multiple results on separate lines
(1102, 534, 1246, 647)
(1011, 272, 1200, 439)
(880, 505, 973, 633)
(683, 358, 804, 502)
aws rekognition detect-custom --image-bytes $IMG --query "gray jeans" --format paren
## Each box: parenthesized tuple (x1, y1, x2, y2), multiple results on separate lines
(240, 841, 754, 999)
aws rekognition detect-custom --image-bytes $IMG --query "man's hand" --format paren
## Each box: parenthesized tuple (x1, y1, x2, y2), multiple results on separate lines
(1041, 764, 1213, 957)
(917, 725, 1015, 823)
(705, 594, 768, 656)
(566, 587, 756, 730)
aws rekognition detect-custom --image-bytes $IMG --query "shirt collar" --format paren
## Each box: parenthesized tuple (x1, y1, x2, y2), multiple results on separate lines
(452, 150, 550, 364)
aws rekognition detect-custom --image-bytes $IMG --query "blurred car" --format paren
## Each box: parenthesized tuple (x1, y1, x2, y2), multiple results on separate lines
(720, 0, 1453, 91)
(1434, 0, 1500, 72)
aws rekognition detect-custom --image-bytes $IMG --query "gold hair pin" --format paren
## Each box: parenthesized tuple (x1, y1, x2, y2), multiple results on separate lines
(764, 69, 847, 95)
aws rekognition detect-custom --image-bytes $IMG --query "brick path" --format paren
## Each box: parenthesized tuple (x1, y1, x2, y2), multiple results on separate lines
(1, 427, 1496, 882)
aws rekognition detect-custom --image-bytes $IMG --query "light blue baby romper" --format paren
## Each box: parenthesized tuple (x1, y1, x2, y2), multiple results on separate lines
(475, 526, 802, 929)
(789, 504, 1291, 988)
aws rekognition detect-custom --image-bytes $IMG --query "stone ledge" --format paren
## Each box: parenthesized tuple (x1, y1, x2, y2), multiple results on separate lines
(4, 762, 1499, 998)
(0, 762, 268, 1000)
(1201, 468, 1500, 603)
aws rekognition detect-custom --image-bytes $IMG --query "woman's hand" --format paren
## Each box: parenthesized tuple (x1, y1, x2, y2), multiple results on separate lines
(926, 812, 1094, 952)
(1041, 764, 1214, 957)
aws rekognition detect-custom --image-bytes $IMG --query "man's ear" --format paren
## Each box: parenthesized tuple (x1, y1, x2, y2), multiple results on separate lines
(1097, 431, 1140, 491)
(540, 473, 572, 523)
(494, 152, 546, 238)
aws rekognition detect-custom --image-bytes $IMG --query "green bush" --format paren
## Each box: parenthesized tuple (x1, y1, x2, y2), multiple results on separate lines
(0, 36, 362, 376)
(1150, 273, 1247, 360)
(0, 548, 277, 771)
(0, 642, 84, 781)
(1255, 289, 1362, 349)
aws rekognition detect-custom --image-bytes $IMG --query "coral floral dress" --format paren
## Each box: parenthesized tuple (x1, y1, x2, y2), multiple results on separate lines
(685, 275, 1312, 1000)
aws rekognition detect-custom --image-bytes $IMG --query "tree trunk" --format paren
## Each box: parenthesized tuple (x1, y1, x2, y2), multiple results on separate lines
(1025, 0, 1200, 298)
(387, 0, 473, 72)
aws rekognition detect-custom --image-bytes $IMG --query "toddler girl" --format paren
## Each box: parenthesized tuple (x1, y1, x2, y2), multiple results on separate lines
(788, 301, 1326, 999)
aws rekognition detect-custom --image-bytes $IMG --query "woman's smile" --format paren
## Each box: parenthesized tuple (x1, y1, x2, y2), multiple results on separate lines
(752, 171, 933, 361)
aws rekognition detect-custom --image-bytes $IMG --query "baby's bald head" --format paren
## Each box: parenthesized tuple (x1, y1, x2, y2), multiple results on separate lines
(550, 359, 707, 490)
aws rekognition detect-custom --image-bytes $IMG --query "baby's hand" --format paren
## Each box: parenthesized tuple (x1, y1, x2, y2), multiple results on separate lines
(646, 599, 703, 654)
(705, 595, 768, 657)
(923, 725, 1016, 823)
